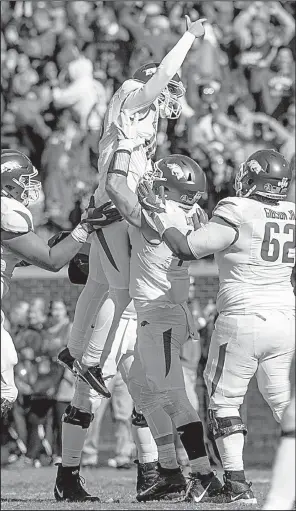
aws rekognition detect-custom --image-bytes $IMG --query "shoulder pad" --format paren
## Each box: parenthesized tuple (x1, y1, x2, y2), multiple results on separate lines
(120, 79, 142, 95)
(212, 197, 243, 228)
(1, 197, 33, 233)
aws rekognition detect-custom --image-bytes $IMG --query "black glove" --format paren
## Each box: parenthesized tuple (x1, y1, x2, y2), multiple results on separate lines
(81, 200, 123, 229)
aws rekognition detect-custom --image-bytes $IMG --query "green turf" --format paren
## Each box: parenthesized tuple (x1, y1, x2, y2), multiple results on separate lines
(1, 466, 271, 510)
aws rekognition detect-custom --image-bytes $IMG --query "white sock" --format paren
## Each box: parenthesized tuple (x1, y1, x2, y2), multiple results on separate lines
(215, 433, 245, 471)
(82, 289, 131, 367)
(263, 437, 295, 510)
(62, 422, 88, 467)
(68, 279, 108, 359)
(132, 425, 158, 464)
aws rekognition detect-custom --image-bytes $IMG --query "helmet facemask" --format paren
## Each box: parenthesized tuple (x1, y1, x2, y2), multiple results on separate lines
(17, 168, 41, 205)
(158, 79, 185, 119)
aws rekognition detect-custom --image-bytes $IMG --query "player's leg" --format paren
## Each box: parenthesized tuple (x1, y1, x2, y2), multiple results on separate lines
(129, 306, 221, 503)
(67, 234, 109, 360)
(204, 313, 258, 504)
(256, 312, 295, 423)
(116, 317, 159, 490)
(79, 223, 131, 369)
(1, 320, 18, 417)
(263, 355, 295, 510)
(128, 341, 186, 502)
(54, 377, 102, 502)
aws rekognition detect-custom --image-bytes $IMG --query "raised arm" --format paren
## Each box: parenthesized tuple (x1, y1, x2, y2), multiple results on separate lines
(124, 16, 206, 114)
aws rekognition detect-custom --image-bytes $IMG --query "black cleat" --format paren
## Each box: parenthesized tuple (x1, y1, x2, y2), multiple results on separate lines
(135, 460, 159, 493)
(57, 348, 89, 386)
(184, 471, 223, 503)
(218, 475, 257, 504)
(73, 360, 111, 398)
(54, 464, 100, 502)
(136, 464, 186, 502)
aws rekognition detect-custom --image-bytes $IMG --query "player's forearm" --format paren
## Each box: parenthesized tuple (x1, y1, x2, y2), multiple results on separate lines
(162, 228, 195, 260)
(124, 32, 195, 111)
(3, 226, 89, 272)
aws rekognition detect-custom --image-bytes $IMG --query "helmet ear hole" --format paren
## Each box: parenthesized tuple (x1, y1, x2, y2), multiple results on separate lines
(247, 178, 254, 185)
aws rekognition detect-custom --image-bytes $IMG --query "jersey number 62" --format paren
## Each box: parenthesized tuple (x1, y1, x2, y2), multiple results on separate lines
(261, 221, 295, 263)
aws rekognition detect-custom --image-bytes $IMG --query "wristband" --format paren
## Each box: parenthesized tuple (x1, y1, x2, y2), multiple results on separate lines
(71, 223, 89, 244)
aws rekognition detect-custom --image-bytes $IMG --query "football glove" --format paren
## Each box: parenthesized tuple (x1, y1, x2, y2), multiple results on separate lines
(138, 181, 166, 214)
(81, 197, 123, 229)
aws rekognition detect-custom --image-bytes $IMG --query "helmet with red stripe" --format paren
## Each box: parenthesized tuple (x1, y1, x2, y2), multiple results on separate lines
(1, 149, 41, 205)
(133, 62, 185, 119)
(152, 154, 207, 208)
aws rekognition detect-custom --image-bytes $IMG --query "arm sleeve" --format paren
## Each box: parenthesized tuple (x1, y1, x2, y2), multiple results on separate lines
(123, 31, 195, 114)
(187, 217, 237, 259)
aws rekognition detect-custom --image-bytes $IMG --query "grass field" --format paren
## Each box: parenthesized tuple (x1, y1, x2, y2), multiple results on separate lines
(1, 465, 271, 510)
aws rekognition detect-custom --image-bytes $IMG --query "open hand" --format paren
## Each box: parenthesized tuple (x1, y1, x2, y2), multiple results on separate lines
(138, 181, 166, 214)
(81, 196, 123, 230)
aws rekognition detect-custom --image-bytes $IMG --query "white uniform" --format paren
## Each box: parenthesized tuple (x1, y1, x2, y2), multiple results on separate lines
(203, 197, 295, 421)
(92, 79, 159, 290)
(128, 203, 197, 394)
(1, 197, 34, 402)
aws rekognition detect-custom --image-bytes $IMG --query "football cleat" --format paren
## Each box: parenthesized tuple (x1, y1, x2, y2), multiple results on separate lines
(54, 464, 100, 502)
(136, 464, 186, 502)
(73, 360, 111, 398)
(135, 460, 159, 494)
(57, 348, 88, 386)
(184, 471, 223, 503)
(218, 475, 257, 504)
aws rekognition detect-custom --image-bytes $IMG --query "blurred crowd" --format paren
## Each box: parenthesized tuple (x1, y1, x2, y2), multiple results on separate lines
(1, 0, 295, 233)
(1, 282, 221, 469)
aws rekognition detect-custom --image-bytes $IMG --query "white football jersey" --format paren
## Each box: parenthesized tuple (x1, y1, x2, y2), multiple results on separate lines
(128, 202, 193, 312)
(212, 197, 295, 314)
(1, 197, 34, 298)
(94, 79, 159, 207)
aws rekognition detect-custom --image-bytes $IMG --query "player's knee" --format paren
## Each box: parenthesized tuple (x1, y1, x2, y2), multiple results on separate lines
(161, 389, 199, 428)
(208, 410, 247, 439)
(71, 379, 98, 414)
(62, 405, 93, 429)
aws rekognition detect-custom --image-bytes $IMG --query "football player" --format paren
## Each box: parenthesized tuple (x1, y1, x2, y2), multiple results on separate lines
(0, 149, 103, 420)
(106, 115, 222, 503)
(59, 15, 207, 398)
(140, 149, 295, 504)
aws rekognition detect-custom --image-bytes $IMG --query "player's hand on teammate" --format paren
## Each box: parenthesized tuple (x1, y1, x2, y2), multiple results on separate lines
(187, 204, 208, 231)
(185, 15, 207, 39)
(113, 111, 145, 150)
(81, 196, 123, 230)
(138, 181, 167, 214)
